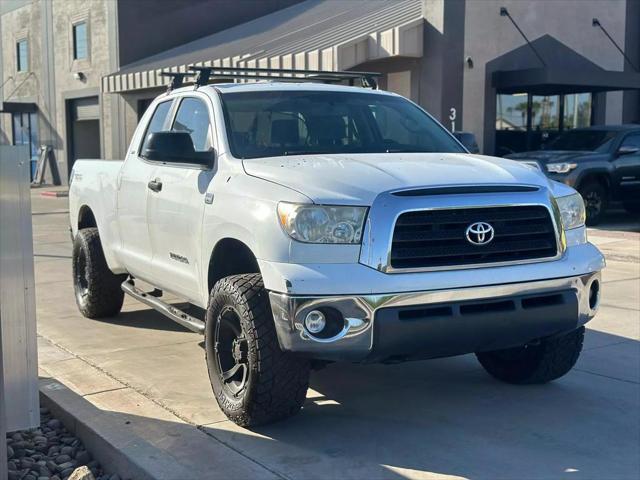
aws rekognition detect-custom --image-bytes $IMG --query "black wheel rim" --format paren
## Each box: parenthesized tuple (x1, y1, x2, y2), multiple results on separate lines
(74, 247, 89, 301)
(584, 190, 602, 219)
(214, 306, 249, 397)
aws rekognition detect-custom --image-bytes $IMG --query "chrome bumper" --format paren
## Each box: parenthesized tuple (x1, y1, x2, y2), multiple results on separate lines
(268, 272, 601, 362)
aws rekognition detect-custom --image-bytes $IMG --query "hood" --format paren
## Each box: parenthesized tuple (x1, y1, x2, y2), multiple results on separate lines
(506, 150, 601, 163)
(242, 153, 550, 205)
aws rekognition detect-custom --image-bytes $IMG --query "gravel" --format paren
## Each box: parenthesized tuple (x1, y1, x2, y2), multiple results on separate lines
(5, 407, 121, 480)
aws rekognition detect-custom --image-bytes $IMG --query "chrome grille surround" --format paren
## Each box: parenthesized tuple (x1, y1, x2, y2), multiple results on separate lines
(358, 184, 566, 273)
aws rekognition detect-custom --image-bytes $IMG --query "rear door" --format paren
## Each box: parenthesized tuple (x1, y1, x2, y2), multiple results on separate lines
(116, 99, 173, 279)
(612, 132, 640, 202)
(146, 94, 216, 301)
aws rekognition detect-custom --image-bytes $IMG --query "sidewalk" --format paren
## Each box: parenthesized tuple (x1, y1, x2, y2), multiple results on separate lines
(33, 192, 640, 480)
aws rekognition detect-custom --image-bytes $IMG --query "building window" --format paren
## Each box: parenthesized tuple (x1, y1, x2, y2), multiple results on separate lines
(16, 39, 28, 72)
(495, 92, 593, 155)
(73, 22, 88, 60)
(563, 93, 592, 130)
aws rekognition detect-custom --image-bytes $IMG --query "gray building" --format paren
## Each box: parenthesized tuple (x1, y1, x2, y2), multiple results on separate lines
(0, 0, 301, 182)
(2, 0, 639, 184)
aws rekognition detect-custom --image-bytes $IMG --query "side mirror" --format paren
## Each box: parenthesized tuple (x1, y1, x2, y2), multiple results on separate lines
(617, 145, 640, 157)
(142, 131, 213, 166)
(453, 132, 480, 154)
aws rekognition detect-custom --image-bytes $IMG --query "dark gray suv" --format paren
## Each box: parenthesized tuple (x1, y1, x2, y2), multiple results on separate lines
(507, 125, 640, 225)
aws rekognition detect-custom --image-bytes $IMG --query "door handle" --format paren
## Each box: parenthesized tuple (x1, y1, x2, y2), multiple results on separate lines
(148, 178, 163, 192)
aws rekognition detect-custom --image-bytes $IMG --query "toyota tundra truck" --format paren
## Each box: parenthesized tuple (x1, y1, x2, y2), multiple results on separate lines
(69, 70, 605, 427)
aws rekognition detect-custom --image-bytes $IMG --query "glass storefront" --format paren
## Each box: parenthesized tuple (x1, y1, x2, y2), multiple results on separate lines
(495, 92, 592, 156)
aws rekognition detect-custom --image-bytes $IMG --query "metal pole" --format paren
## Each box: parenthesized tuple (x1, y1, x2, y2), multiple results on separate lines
(1, 309, 8, 480)
(592, 18, 640, 72)
(500, 7, 546, 68)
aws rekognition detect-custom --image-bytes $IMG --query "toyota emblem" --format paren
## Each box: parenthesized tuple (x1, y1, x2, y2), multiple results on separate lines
(465, 222, 494, 245)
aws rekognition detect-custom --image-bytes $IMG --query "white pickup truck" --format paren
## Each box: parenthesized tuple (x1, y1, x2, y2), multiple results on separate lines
(69, 72, 605, 427)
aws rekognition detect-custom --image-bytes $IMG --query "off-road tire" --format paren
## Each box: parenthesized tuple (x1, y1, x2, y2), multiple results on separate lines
(72, 228, 127, 318)
(578, 182, 608, 226)
(476, 326, 585, 384)
(205, 273, 310, 427)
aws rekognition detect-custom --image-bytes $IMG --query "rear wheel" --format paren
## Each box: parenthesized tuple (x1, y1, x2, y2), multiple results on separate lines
(205, 273, 310, 427)
(578, 182, 608, 226)
(72, 228, 127, 318)
(476, 327, 585, 384)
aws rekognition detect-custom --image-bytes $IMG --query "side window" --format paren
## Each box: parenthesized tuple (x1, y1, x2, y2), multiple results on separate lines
(140, 101, 172, 153)
(621, 133, 640, 149)
(171, 98, 212, 152)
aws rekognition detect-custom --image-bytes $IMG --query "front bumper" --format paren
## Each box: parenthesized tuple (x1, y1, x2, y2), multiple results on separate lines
(269, 271, 601, 362)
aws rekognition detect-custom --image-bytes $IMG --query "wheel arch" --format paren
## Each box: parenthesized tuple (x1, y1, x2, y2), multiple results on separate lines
(575, 170, 611, 194)
(207, 237, 261, 294)
(77, 205, 98, 230)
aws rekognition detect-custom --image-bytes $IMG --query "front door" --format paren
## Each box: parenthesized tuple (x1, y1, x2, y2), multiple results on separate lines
(146, 95, 215, 301)
(116, 99, 173, 279)
(612, 132, 640, 202)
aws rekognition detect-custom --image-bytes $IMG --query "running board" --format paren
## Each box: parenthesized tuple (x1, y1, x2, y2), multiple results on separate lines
(121, 280, 205, 334)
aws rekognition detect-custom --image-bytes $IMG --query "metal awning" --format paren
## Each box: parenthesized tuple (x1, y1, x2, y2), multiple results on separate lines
(493, 67, 640, 95)
(102, 0, 423, 93)
(0, 102, 37, 113)
(489, 34, 640, 95)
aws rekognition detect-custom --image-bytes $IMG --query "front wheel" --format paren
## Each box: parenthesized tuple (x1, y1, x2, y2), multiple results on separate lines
(205, 274, 310, 427)
(476, 327, 585, 384)
(578, 182, 608, 226)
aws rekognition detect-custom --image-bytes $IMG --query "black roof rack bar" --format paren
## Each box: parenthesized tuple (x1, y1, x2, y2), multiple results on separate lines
(201, 73, 345, 84)
(188, 65, 380, 88)
(159, 72, 195, 91)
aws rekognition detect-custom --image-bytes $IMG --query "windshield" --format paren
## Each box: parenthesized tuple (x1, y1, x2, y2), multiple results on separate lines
(546, 130, 617, 152)
(220, 90, 465, 159)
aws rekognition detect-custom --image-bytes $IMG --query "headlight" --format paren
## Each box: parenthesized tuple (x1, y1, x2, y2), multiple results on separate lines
(546, 162, 577, 174)
(277, 203, 368, 243)
(556, 193, 586, 230)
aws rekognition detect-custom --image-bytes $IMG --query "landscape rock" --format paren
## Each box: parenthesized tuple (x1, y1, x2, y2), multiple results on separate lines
(68, 466, 96, 480)
(6, 410, 105, 480)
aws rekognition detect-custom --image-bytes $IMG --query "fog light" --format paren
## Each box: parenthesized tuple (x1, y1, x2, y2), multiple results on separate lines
(305, 310, 326, 334)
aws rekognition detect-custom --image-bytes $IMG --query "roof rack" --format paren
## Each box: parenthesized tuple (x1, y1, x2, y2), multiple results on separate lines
(159, 72, 195, 91)
(159, 66, 380, 90)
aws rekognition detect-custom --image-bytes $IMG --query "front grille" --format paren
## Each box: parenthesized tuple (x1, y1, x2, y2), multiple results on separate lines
(390, 205, 558, 269)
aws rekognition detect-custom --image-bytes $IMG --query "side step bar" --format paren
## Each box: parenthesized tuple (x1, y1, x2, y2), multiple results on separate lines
(121, 280, 205, 334)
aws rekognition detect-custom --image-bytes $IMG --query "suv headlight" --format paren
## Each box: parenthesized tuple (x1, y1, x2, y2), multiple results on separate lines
(556, 193, 586, 230)
(277, 203, 368, 243)
(546, 162, 577, 174)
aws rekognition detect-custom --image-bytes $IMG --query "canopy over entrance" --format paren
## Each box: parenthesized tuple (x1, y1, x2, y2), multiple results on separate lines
(491, 35, 640, 95)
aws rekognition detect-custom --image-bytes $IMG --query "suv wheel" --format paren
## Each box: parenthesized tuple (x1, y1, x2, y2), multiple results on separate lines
(205, 273, 310, 427)
(476, 327, 584, 384)
(72, 228, 127, 318)
(579, 182, 608, 226)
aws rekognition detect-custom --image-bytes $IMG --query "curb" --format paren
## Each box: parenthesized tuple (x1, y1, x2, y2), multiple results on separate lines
(39, 377, 187, 480)
(40, 190, 69, 198)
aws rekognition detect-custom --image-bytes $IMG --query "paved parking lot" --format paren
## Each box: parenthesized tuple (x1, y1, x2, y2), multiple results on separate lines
(34, 191, 639, 480)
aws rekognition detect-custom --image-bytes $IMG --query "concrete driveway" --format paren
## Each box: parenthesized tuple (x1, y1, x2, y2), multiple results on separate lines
(33, 191, 640, 480)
